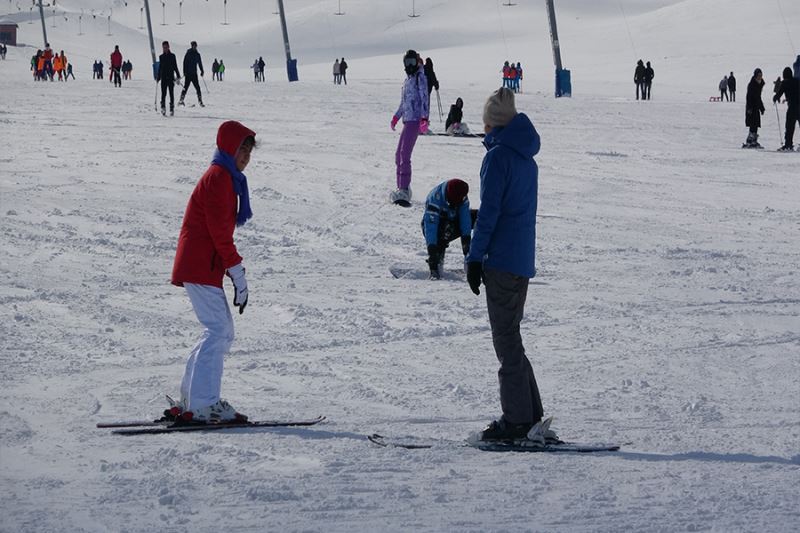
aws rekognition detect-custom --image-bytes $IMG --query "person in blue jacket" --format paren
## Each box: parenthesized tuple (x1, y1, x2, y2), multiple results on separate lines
(422, 179, 476, 280)
(465, 87, 555, 443)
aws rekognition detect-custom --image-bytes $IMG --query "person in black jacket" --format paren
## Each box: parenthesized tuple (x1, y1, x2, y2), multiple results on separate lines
(424, 57, 440, 110)
(728, 72, 737, 102)
(773, 66, 800, 151)
(634, 59, 645, 100)
(445, 97, 463, 131)
(644, 61, 654, 100)
(744, 68, 765, 148)
(339, 57, 348, 85)
(179, 41, 205, 107)
(157, 41, 181, 116)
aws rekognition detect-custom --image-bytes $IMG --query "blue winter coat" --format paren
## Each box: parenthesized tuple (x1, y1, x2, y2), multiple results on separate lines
(466, 113, 540, 278)
(422, 182, 472, 246)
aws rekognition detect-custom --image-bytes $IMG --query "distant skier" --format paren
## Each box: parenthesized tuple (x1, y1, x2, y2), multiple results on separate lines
(110, 45, 123, 87)
(501, 60, 510, 88)
(466, 88, 556, 444)
(422, 179, 476, 280)
(389, 50, 429, 207)
(179, 41, 204, 107)
(424, 57, 439, 105)
(515, 62, 524, 93)
(445, 97, 471, 135)
(743, 68, 765, 148)
(258, 57, 265, 82)
(212, 58, 219, 81)
(644, 61, 654, 99)
(340, 57, 348, 85)
(97, 59, 103, 81)
(171, 120, 256, 423)
(634, 59, 645, 100)
(719, 76, 729, 102)
(333, 59, 340, 84)
(773, 66, 799, 151)
(157, 41, 181, 116)
(728, 72, 737, 102)
(218, 60, 226, 80)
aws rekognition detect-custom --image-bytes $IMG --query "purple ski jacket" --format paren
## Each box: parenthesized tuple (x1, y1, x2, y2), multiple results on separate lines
(395, 70, 429, 122)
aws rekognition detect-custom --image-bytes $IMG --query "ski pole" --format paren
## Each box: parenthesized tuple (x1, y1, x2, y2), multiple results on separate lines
(774, 102, 782, 146)
(202, 75, 210, 94)
(154, 81, 158, 112)
(435, 89, 443, 122)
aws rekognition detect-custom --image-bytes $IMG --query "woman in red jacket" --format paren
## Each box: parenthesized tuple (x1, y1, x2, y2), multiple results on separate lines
(171, 120, 256, 423)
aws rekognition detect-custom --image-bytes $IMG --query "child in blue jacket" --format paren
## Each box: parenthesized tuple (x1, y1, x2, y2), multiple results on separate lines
(422, 179, 476, 279)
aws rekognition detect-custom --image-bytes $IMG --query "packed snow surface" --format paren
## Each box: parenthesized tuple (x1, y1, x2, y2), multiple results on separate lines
(1, 1, 799, 532)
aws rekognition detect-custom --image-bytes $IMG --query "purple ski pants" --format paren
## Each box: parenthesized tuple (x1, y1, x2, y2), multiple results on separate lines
(395, 120, 420, 190)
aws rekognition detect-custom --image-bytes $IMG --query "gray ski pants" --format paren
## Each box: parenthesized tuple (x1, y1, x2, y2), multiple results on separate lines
(484, 268, 544, 425)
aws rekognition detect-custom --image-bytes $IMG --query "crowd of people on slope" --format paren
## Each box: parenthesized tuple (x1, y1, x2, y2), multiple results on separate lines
(501, 61, 523, 92)
(633, 59, 655, 100)
(332, 58, 348, 84)
(31, 44, 73, 81)
(211, 58, 226, 80)
(251, 57, 266, 82)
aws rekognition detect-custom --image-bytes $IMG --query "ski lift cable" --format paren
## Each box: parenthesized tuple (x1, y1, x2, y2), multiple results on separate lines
(324, 7, 338, 56)
(775, 0, 796, 53)
(618, 1, 638, 60)
(494, 0, 510, 59)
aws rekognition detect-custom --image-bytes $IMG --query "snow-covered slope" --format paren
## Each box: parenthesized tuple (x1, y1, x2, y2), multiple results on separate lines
(1, 1, 799, 532)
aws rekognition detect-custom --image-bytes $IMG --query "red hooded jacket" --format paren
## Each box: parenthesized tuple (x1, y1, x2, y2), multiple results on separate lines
(171, 121, 256, 288)
(111, 49, 123, 68)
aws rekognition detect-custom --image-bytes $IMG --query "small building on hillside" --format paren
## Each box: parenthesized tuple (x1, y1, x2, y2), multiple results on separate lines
(0, 20, 19, 46)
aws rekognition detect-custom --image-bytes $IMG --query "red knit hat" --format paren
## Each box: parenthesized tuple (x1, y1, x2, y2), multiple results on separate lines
(445, 179, 469, 205)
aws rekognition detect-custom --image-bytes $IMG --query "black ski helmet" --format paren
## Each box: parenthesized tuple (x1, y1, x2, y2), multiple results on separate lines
(403, 49, 419, 75)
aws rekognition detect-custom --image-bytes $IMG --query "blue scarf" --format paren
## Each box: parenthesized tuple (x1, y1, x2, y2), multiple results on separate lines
(212, 148, 252, 227)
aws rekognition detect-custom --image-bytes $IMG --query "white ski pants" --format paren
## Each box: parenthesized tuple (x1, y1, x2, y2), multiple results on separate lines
(180, 283, 234, 411)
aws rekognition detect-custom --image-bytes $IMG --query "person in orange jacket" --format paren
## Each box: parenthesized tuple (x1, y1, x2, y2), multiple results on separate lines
(53, 54, 63, 81)
(170, 120, 256, 423)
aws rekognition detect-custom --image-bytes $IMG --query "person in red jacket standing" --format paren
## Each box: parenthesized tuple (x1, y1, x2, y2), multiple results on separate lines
(110, 45, 123, 87)
(171, 121, 256, 423)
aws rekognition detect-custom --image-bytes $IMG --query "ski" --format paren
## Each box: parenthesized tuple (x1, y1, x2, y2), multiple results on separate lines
(368, 433, 619, 453)
(470, 440, 620, 453)
(97, 418, 172, 429)
(108, 416, 325, 436)
(433, 132, 484, 138)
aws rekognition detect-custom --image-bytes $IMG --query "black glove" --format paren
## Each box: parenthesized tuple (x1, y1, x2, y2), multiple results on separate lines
(467, 261, 483, 295)
(773, 95, 779, 103)
(460, 235, 471, 257)
(427, 244, 441, 278)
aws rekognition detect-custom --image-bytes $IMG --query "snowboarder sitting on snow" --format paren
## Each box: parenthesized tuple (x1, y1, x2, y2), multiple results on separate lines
(422, 179, 476, 280)
(170, 120, 256, 423)
(445, 97, 472, 135)
(773, 66, 800, 151)
(744, 68, 765, 148)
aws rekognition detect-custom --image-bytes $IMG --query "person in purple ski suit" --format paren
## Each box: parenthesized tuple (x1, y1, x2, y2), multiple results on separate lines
(390, 49, 429, 206)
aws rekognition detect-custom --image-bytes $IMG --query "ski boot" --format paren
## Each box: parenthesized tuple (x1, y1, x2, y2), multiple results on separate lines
(742, 131, 763, 149)
(199, 99, 205, 108)
(182, 399, 248, 424)
(777, 144, 794, 152)
(169, 106, 174, 116)
(160, 106, 166, 116)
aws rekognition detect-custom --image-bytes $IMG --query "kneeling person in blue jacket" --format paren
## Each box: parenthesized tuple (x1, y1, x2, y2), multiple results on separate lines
(422, 179, 476, 280)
